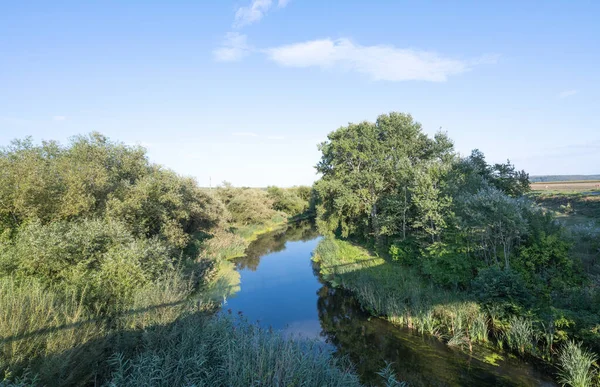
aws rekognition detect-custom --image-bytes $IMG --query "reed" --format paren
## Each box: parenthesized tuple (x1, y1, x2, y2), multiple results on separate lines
(557, 340, 598, 387)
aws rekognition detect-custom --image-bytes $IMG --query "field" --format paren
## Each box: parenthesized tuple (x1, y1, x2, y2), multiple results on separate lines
(531, 180, 600, 192)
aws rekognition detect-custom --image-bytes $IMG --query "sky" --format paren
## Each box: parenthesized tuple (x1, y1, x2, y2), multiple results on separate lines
(1, 0, 599, 187)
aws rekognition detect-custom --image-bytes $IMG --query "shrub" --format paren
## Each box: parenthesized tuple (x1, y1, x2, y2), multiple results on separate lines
(421, 242, 475, 289)
(471, 266, 531, 310)
(0, 219, 174, 312)
(267, 186, 308, 217)
(224, 188, 279, 225)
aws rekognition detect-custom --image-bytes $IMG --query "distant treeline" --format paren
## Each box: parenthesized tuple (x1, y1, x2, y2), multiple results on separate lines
(531, 175, 600, 183)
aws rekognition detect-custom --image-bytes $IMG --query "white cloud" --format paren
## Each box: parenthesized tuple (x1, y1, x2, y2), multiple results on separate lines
(265, 38, 494, 82)
(234, 0, 273, 28)
(53, 115, 66, 121)
(213, 32, 251, 62)
(267, 135, 285, 140)
(558, 89, 578, 99)
(233, 0, 290, 28)
(232, 131, 258, 137)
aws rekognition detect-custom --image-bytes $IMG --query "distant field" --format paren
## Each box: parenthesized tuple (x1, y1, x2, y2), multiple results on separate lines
(530, 180, 600, 192)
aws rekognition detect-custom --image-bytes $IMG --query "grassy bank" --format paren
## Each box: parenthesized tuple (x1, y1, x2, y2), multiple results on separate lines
(0, 274, 367, 387)
(313, 237, 600, 385)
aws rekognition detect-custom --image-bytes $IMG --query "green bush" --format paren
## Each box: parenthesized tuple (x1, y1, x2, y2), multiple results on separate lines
(514, 233, 581, 296)
(0, 219, 174, 311)
(266, 186, 309, 217)
(471, 266, 532, 310)
(421, 242, 475, 289)
(222, 188, 279, 225)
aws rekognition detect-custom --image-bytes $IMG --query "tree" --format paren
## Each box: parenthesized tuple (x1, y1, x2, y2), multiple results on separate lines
(314, 112, 453, 242)
(458, 186, 528, 269)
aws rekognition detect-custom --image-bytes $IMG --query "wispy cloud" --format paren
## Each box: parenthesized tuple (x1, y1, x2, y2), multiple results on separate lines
(558, 89, 578, 99)
(234, 0, 272, 28)
(233, 0, 289, 28)
(265, 38, 495, 82)
(213, 32, 251, 62)
(215, 0, 290, 61)
(53, 115, 67, 121)
(267, 135, 285, 140)
(232, 131, 259, 137)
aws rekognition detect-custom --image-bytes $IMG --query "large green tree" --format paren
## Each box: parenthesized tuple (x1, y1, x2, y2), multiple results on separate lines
(314, 112, 454, 242)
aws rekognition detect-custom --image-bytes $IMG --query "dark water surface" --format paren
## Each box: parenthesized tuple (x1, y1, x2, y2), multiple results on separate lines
(224, 222, 556, 386)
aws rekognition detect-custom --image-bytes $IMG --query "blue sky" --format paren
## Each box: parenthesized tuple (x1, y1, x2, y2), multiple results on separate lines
(1, 1, 598, 187)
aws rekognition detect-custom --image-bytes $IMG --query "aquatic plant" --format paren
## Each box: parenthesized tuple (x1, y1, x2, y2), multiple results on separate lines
(557, 340, 598, 387)
(105, 315, 363, 387)
(376, 362, 409, 387)
(504, 316, 535, 356)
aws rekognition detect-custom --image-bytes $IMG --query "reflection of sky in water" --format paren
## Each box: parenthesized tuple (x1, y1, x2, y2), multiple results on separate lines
(281, 319, 329, 342)
(224, 235, 324, 338)
(222, 226, 557, 387)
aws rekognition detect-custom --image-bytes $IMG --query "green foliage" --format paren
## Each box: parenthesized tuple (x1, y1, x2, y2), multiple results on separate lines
(421, 242, 476, 289)
(471, 266, 532, 310)
(0, 133, 226, 249)
(388, 238, 417, 265)
(0, 219, 174, 312)
(105, 167, 226, 248)
(217, 186, 279, 225)
(515, 233, 580, 296)
(504, 316, 535, 356)
(265, 185, 314, 218)
(557, 341, 598, 387)
(314, 112, 453, 241)
(105, 315, 362, 387)
(457, 186, 529, 269)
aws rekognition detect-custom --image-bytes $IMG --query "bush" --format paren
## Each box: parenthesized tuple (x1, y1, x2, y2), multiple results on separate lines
(0, 219, 174, 311)
(106, 168, 226, 248)
(514, 233, 581, 296)
(223, 188, 279, 225)
(471, 266, 532, 310)
(266, 186, 309, 217)
(421, 242, 476, 289)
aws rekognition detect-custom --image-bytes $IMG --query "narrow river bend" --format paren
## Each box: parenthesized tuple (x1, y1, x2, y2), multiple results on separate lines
(222, 221, 556, 387)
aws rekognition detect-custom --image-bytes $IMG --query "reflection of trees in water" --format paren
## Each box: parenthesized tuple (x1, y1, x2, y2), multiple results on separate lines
(235, 221, 319, 271)
(315, 282, 546, 387)
(316, 284, 466, 386)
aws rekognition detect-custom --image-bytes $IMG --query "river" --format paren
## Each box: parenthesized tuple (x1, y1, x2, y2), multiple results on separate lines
(222, 221, 556, 386)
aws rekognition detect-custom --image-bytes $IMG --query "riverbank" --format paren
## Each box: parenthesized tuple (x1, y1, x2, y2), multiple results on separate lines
(312, 237, 570, 384)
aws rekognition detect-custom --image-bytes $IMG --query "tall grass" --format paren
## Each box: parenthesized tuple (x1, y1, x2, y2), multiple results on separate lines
(504, 316, 535, 356)
(0, 277, 103, 383)
(0, 271, 197, 385)
(1, 260, 371, 386)
(106, 314, 362, 387)
(313, 237, 488, 350)
(557, 341, 598, 387)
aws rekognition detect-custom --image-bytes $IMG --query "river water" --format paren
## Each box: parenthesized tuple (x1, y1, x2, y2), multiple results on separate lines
(223, 221, 556, 386)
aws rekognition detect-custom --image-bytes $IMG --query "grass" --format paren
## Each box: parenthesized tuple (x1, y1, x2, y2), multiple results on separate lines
(313, 237, 487, 349)
(233, 214, 289, 243)
(531, 180, 600, 192)
(0, 272, 196, 385)
(0, 270, 373, 387)
(312, 236, 600, 385)
(104, 314, 363, 387)
(557, 341, 599, 387)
